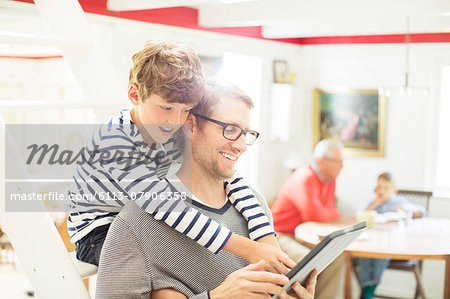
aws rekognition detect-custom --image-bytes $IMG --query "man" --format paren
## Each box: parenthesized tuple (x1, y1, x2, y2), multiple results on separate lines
(95, 80, 317, 298)
(271, 139, 345, 299)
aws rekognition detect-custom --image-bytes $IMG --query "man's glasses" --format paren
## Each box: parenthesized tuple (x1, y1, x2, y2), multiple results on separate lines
(193, 113, 260, 145)
(324, 157, 343, 165)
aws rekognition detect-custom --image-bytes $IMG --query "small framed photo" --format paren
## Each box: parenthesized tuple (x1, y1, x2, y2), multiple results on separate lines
(313, 88, 387, 157)
(273, 60, 289, 83)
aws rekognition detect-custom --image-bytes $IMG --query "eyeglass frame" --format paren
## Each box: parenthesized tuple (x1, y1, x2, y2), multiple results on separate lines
(192, 113, 260, 145)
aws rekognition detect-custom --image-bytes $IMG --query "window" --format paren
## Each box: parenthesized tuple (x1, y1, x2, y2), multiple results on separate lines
(219, 53, 262, 186)
(434, 66, 450, 194)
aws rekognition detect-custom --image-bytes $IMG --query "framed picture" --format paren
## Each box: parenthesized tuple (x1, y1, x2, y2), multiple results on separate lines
(313, 88, 386, 157)
(273, 60, 289, 83)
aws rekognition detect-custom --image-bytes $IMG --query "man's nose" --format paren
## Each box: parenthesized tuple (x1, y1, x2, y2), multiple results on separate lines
(231, 134, 247, 154)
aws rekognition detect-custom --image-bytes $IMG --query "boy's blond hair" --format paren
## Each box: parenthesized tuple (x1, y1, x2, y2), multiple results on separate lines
(378, 172, 394, 184)
(129, 40, 205, 105)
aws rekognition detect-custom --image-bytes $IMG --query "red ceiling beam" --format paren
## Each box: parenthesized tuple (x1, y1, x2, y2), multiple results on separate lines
(273, 33, 450, 45)
(12, 0, 450, 45)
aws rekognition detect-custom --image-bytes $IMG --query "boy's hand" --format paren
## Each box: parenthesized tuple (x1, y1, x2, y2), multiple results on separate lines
(223, 233, 296, 275)
(247, 241, 296, 274)
(367, 197, 385, 210)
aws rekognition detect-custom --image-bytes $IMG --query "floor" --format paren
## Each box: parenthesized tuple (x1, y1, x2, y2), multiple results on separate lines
(0, 251, 446, 299)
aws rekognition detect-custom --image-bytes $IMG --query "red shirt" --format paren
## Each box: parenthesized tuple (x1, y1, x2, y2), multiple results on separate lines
(271, 165, 341, 236)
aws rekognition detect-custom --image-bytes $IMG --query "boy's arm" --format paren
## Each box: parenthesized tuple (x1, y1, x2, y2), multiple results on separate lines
(85, 129, 293, 269)
(77, 129, 232, 254)
(224, 185, 296, 274)
(225, 173, 276, 241)
(395, 197, 428, 218)
(367, 198, 384, 211)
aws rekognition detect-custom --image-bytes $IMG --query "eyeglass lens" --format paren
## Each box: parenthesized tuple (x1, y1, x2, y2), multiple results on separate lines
(223, 125, 257, 145)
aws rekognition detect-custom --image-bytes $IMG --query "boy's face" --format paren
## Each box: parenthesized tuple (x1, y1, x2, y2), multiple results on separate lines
(375, 178, 395, 201)
(130, 88, 194, 143)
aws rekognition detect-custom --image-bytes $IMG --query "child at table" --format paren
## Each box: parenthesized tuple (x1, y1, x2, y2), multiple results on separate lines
(356, 172, 427, 299)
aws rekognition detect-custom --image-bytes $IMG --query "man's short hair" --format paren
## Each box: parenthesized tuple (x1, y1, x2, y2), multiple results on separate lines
(191, 78, 254, 128)
(129, 40, 205, 105)
(312, 138, 344, 161)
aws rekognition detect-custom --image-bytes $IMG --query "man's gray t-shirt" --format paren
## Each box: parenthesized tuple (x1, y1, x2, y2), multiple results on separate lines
(96, 189, 273, 299)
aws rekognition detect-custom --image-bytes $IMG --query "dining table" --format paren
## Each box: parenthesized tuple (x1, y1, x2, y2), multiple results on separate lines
(294, 217, 450, 299)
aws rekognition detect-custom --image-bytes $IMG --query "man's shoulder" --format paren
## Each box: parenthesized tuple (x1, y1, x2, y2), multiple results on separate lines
(295, 164, 321, 183)
(115, 202, 161, 231)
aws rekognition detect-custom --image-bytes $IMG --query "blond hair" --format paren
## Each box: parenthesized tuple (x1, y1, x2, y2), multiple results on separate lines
(129, 40, 205, 105)
(378, 172, 394, 184)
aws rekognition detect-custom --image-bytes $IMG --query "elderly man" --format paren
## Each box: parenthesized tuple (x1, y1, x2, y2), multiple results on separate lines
(271, 139, 345, 299)
(95, 80, 317, 299)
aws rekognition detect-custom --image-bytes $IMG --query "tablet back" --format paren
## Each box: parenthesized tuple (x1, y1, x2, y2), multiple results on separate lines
(274, 222, 367, 298)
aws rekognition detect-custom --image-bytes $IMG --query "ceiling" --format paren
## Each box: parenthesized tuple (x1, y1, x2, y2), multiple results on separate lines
(105, 0, 450, 41)
(2, 0, 450, 46)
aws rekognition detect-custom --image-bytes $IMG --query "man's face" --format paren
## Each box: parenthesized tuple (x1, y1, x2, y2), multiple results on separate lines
(192, 97, 249, 180)
(321, 147, 344, 180)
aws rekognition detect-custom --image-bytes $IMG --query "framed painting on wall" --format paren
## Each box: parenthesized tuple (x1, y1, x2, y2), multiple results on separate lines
(273, 60, 289, 83)
(313, 88, 386, 157)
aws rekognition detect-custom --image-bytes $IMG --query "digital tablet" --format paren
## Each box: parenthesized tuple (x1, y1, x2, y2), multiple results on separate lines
(273, 222, 367, 298)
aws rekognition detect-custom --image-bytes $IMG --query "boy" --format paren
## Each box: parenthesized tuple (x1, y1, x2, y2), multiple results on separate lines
(67, 40, 294, 273)
(357, 172, 427, 299)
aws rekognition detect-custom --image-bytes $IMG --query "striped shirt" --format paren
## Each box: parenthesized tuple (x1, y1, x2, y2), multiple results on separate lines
(96, 188, 273, 299)
(67, 108, 274, 253)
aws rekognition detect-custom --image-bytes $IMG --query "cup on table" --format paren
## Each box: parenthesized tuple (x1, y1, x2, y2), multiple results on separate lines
(356, 210, 377, 226)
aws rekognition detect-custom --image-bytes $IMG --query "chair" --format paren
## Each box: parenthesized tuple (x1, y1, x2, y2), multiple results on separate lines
(353, 189, 432, 299)
(396, 189, 432, 213)
(375, 190, 432, 299)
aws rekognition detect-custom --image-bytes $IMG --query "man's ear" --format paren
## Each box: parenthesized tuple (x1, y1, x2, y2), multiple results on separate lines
(316, 157, 326, 172)
(316, 157, 324, 166)
(128, 84, 140, 105)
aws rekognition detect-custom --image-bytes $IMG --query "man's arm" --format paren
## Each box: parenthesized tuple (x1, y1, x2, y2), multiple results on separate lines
(152, 260, 318, 299)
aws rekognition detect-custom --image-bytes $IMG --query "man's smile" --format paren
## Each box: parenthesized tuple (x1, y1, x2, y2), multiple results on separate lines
(220, 151, 239, 161)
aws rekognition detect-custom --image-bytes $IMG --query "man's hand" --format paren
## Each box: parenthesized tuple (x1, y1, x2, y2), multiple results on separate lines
(210, 261, 318, 299)
(209, 260, 290, 298)
(151, 263, 317, 299)
(287, 269, 318, 299)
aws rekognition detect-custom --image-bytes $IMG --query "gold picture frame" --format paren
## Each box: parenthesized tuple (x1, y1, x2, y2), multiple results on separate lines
(313, 88, 386, 157)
